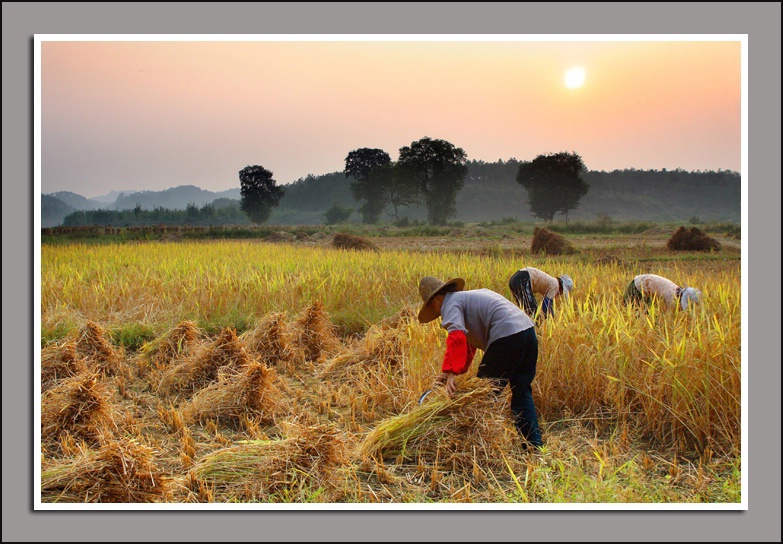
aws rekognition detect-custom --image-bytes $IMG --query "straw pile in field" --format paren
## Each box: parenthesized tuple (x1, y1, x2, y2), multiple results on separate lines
(41, 340, 88, 392)
(139, 321, 201, 373)
(359, 378, 515, 470)
(41, 439, 170, 503)
(240, 312, 305, 371)
(530, 227, 577, 256)
(667, 226, 722, 252)
(76, 321, 124, 377)
(188, 423, 348, 501)
(181, 362, 282, 425)
(292, 302, 343, 363)
(157, 327, 252, 396)
(41, 372, 116, 449)
(319, 319, 407, 380)
(332, 232, 380, 252)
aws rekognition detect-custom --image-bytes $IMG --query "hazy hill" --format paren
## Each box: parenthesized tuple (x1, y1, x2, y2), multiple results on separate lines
(110, 185, 241, 211)
(41, 195, 75, 228)
(48, 191, 101, 211)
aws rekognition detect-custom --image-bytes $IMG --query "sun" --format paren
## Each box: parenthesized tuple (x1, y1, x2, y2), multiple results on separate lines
(565, 67, 586, 89)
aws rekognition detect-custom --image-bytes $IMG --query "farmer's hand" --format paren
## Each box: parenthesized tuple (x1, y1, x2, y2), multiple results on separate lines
(435, 371, 457, 397)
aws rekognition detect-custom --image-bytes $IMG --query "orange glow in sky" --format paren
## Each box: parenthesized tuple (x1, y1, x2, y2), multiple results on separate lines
(40, 38, 741, 197)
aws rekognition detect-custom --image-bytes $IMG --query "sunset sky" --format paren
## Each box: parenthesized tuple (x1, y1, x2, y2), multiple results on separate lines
(38, 36, 742, 198)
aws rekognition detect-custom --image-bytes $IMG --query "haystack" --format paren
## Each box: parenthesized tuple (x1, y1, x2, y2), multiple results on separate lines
(41, 439, 170, 503)
(41, 372, 116, 449)
(332, 232, 379, 252)
(265, 231, 296, 243)
(240, 312, 305, 371)
(138, 320, 201, 372)
(181, 362, 282, 425)
(188, 423, 348, 501)
(157, 327, 252, 396)
(75, 321, 124, 377)
(530, 227, 576, 255)
(291, 302, 343, 363)
(41, 340, 88, 392)
(319, 318, 408, 380)
(667, 226, 722, 252)
(359, 378, 515, 470)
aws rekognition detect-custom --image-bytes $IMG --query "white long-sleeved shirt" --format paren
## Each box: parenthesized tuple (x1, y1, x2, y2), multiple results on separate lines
(522, 267, 560, 299)
(634, 274, 680, 306)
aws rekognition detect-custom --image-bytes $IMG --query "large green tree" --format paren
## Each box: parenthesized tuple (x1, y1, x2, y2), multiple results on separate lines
(239, 165, 285, 224)
(397, 137, 468, 225)
(516, 152, 589, 222)
(344, 148, 391, 224)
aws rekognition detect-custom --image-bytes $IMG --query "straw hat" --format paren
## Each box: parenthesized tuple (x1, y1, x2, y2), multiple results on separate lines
(417, 276, 465, 323)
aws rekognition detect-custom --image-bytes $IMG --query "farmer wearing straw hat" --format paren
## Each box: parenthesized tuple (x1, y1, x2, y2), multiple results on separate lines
(417, 276, 543, 449)
(508, 266, 574, 319)
(623, 273, 702, 311)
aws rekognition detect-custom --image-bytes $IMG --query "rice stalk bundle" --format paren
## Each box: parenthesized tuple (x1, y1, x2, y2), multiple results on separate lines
(319, 321, 406, 379)
(292, 302, 343, 363)
(189, 423, 347, 501)
(157, 328, 252, 396)
(76, 321, 124, 377)
(181, 362, 282, 425)
(41, 340, 88, 392)
(41, 372, 117, 450)
(359, 378, 514, 470)
(139, 320, 201, 371)
(41, 439, 170, 503)
(240, 312, 305, 371)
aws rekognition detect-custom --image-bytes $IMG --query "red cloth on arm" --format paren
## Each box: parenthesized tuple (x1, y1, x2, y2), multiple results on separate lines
(442, 330, 476, 375)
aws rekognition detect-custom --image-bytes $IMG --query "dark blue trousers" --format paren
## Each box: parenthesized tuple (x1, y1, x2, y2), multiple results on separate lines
(477, 327, 542, 448)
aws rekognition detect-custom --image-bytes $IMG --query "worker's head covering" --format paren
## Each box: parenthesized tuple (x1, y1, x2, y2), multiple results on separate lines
(679, 287, 702, 311)
(559, 275, 574, 299)
(417, 276, 465, 324)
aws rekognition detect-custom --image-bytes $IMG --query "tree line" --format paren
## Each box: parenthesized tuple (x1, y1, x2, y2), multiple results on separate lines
(62, 202, 250, 227)
(240, 136, 590, 226)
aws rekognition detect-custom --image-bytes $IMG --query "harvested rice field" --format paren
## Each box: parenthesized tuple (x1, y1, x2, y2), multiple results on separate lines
(38, 232, 742, 504)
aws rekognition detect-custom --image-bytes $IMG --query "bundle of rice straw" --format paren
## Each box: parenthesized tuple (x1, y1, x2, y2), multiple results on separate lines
(530, 227, 577, 256)
(240, 312, 305, 371)
(157, 327, 251, 396)
(181, 362, 281, 425)
(138, 320, 201, 372)
(189, 423, 347, 501)
(41, 372, 117, 450)
(41, 340, 88, 392)
(359, 377, 514, 470)
(319, 320, 406, 379)
(41, 439, 170, 503)
(76, 321, 124, 377)
(292, 302, 343, 362)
